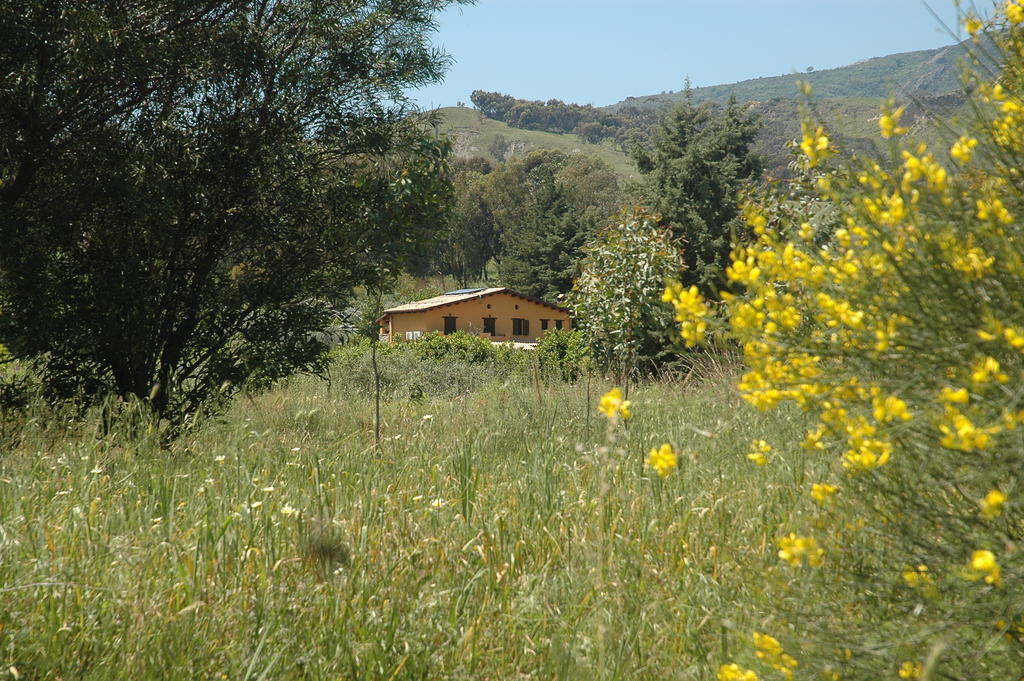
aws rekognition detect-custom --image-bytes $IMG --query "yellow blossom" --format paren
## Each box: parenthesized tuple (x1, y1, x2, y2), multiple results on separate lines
(965, 15, 984, 36)
(753, 632, 798, 681)
(899, 661, 922, 679)
(939, 387, 969, 404)
(879, 106, 908, 139)
(872, 394, 912, 423)
(977, 198, 1014, 224)
(971, 356, 1008, 386)
(717, 663, 758, 681)
(938, 406, 997, 451)
(950, 136, 978, 163)
(800, 121, 833, 167)
(646, 443, 678, 478)
(811, 483, 838, 505)
(980, 489, 1008, 518)
(747, 439, 771, 466)
(777, 533, 824, 567)
(967, 549, 1002, 586)
(664, 283, 709, 347)
(598, 388, 631, 421)
(1008, 0, 1024, 25)
(902, 564, 932, 588)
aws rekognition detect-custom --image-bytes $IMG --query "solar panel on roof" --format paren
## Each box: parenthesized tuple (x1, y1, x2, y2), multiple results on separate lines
(444, 288, 485, 295)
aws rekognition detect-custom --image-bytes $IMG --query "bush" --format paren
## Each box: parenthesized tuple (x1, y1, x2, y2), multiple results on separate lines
(412, 331, 497, 365)
(666, 5, 1024, 678)
(535, 328, 587, 382)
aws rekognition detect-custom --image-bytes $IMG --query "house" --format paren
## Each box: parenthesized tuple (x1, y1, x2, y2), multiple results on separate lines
(376, 287, 571, 344)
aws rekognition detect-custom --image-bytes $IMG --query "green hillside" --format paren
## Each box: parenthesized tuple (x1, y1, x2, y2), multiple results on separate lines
(611, 40, 982, 112)
(436, 37, 982, 181)
(429, 106, 638, 179)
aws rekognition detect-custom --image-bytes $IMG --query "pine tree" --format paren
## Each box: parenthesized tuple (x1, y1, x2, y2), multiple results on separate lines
(634, 94, 762, 298)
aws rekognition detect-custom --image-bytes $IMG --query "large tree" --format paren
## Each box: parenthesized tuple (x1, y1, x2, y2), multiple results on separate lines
(634, 94, 762, 298)
(492, 150, 621, 301)
(0, 0, 466, 424)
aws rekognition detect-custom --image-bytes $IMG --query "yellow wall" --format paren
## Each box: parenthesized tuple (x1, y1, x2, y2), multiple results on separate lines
(385, 292, 570, 343)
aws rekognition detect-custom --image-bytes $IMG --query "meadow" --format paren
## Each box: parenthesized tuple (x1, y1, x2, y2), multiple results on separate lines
(0, 354, 818, 680)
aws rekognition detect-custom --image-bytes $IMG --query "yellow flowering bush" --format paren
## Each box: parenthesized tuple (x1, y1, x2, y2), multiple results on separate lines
(672, 4, 1024, 677)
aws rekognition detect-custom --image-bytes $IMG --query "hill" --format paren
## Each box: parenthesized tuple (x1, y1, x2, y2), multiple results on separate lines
(427, 106, 638, 179)
(436, 38, 984, 180)
(609, 40, 981, 111)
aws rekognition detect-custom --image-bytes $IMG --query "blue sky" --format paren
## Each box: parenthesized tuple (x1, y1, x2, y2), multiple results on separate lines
(412, 0, 972, 109)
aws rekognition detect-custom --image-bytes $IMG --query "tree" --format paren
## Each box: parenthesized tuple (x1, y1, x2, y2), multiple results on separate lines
(634, 94, 762, 298)
(569, 207, 684, 382)
(441, 164, 498, 284)
(0, 0, 467, 425)
(492, 150, 621, 301)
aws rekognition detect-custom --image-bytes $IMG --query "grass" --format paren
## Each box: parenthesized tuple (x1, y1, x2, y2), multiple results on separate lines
(0, 357, 820, 680)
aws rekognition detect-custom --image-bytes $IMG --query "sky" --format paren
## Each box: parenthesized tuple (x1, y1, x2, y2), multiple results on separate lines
(411, 0, 974, 109)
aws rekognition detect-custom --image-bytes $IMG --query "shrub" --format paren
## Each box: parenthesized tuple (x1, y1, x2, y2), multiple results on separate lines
(412, 331, 497, 365)
(535, 328, 587, 382)
(667, 4, 1024, 678)
(570, 207, 684, 381)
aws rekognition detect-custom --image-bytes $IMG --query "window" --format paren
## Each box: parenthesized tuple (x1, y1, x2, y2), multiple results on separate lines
(404, 330, 422, 340)
(540, 319, 549, 330)
(443, 316, 457, 335)
(483, 317, 496, 336)
(555, 319, 563, 330)
(512, 318, 530, 336)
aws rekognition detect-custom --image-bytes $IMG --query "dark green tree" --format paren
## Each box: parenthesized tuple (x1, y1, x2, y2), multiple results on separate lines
(492, 150, 620, 301)
(439, 158, 498, 284)
(634, 94, 762, 298)
(0, 0, 466, 425)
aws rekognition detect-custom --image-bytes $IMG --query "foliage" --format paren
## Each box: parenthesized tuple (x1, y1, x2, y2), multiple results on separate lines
(412, 331, 497, 365)
(634, 94, 762, 299)
(439, 159, 499, 285)
(570, 207, 684, 380)
(535, 328, 587, 382)
(0, 0, 465, 426)
(669, 5, 1024, 677)
(493, 149, 622, 300)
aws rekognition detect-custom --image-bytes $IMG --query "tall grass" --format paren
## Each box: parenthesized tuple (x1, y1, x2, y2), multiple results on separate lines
(0, 359, 817, 680)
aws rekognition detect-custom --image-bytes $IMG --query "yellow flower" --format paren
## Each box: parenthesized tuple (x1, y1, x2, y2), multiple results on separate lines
(977, 198, 1014, 224)
(717, 663, 759, 681)
(980, 489, 1008, 518)
(965, 15, 984, 35)
(939, 386, 969, 404)
(902, 564, 932, 588)
(971, 356, 1008, 386)
(598, 387, 632, 421)
(753, 632, 798, 681)
(800, 121, 833, 167)
(879, 106, 908, 139)
(646, 443, 678, 478)
(664, 283, 709, 347)
(950, 136, 978, 163)
(1008, 0, 1024, 25)
(746, 439, 771, 466)
(777, 533, 824, 567)
(899, 661, 922, 679)
(811, 483, 838, 505)
(872, 394, 912, 423)
(967, 549, 1003, 586)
